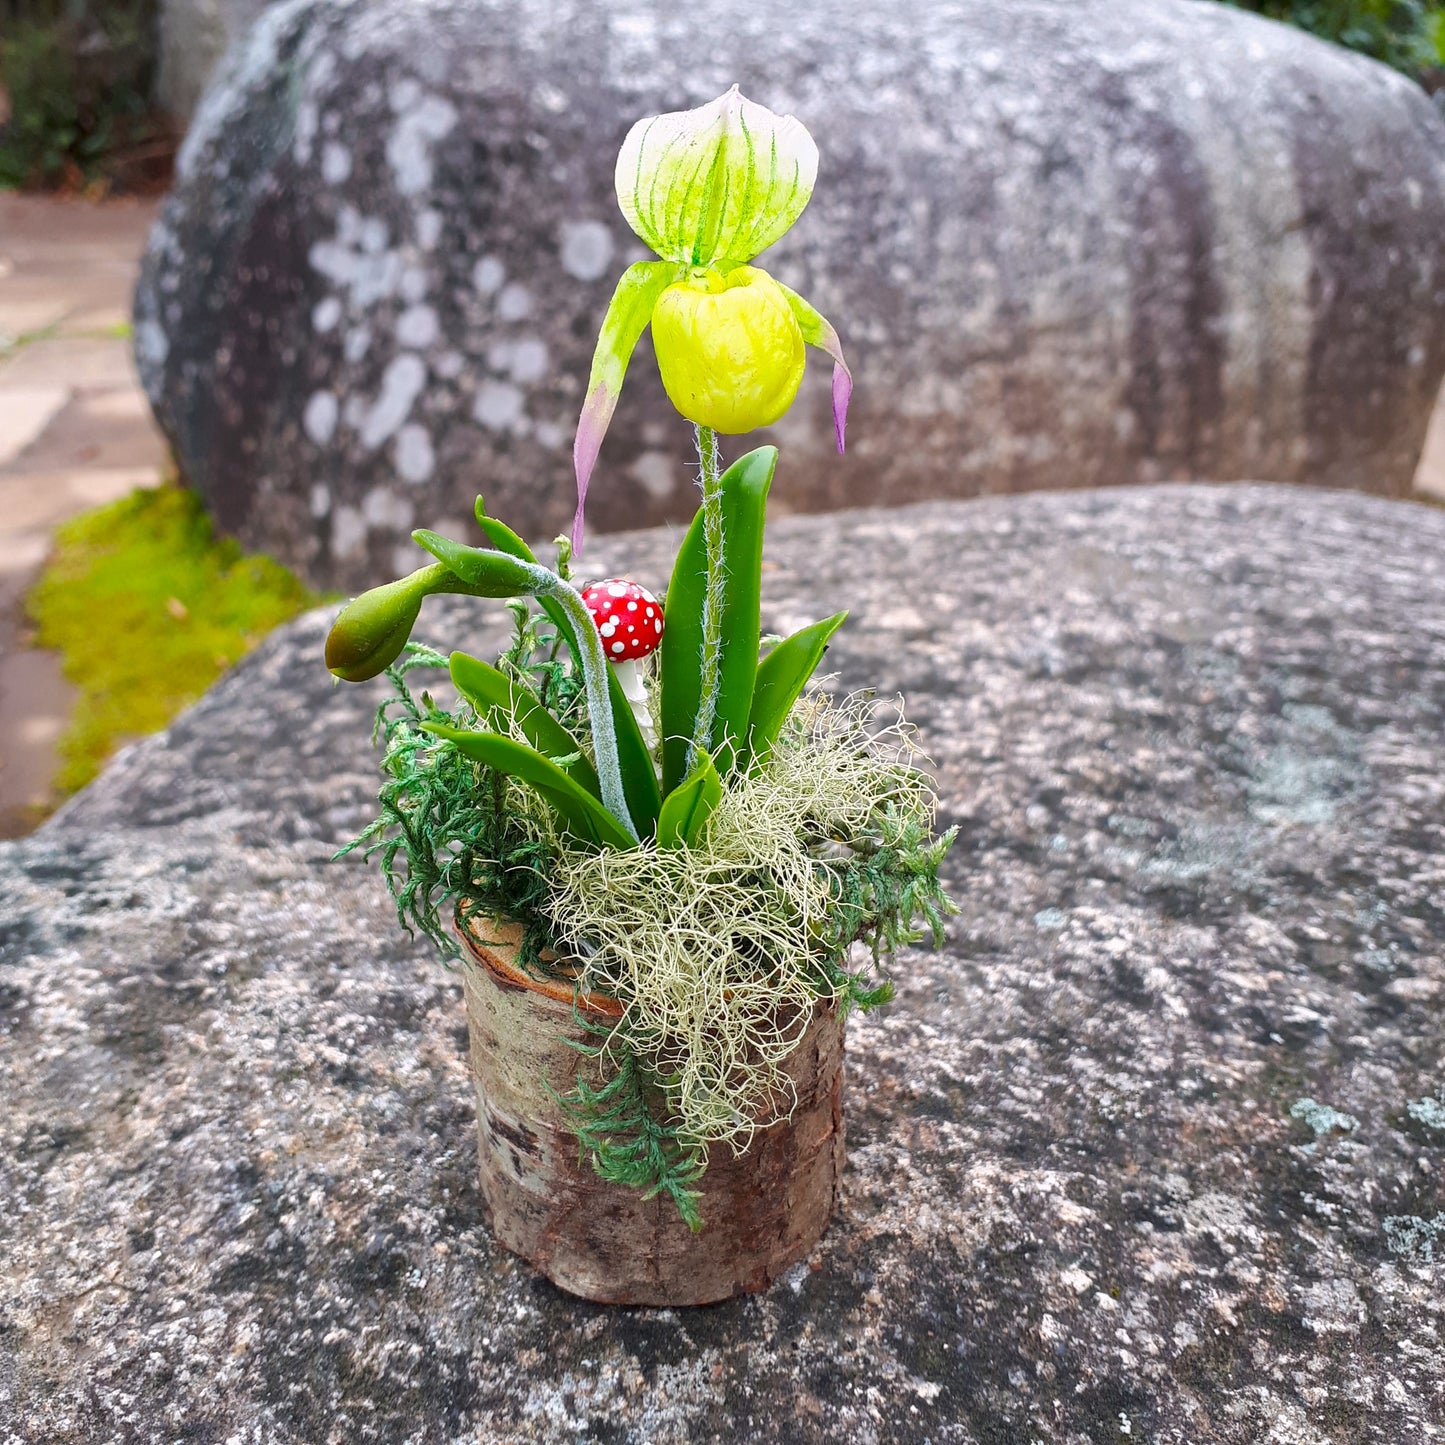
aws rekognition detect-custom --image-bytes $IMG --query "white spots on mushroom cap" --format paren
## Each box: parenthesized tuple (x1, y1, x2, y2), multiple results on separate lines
(629, 450, 677, 498)
(472, 256, 505, 295)
(559, 220, 615, 282)
(607, 582, 629, 598)
(362, 485, 415, 531)
(396, 304, 440, 349)
(415, 209, 443, 250)
(386, 87, 458, 197)
(321, 141, 352, 185)
(360, 354, 427, 448)
(303, 390, 339, 445)
(611, 641, 625, 654)
(312, 296, 342, 333)
(331, 505, 367, 559)
(473, 380, 525, 432)
(394, 424, 435, 484)
(310, 483, 331, 518)
(497, 283, 532, 322)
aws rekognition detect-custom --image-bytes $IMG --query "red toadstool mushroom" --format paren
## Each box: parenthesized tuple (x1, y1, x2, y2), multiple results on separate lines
(581, 579, 664, 750)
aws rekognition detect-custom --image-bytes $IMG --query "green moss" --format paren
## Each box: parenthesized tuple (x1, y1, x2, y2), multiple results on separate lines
(26, 484, 323, 793)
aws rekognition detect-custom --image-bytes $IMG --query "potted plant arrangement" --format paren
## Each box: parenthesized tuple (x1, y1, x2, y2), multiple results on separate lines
(325, 86, 957, 1306)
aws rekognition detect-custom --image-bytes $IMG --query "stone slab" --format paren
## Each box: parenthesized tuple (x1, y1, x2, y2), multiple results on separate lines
(0, 386, 69, 469)
(1, 484, 1443, 1443)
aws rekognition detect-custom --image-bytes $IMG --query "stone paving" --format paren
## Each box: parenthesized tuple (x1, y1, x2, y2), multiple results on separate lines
(0, 193, 168, 836)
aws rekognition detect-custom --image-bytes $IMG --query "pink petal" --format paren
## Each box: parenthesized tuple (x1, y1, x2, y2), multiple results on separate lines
(830, 362, 853, 454)
(571, 383, 616, 555)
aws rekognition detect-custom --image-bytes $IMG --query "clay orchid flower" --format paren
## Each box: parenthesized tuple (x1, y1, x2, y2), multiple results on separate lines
(572, 85, 852, 552)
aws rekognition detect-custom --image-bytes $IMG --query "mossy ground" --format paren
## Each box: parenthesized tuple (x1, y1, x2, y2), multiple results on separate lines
(26, 484, 324, 793)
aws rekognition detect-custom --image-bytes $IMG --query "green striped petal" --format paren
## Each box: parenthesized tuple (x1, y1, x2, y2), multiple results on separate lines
(615, 85, 818, 268)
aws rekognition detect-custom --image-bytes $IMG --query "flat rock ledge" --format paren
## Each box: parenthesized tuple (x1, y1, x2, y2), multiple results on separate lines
(2, 484, 1444, 1444)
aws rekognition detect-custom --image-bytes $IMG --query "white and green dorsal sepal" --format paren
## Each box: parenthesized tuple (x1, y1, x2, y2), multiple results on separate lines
(615, 84, 819, 269)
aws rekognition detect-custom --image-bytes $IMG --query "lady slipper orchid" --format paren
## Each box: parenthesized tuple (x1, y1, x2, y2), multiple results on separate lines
(572, 85, 852, 552)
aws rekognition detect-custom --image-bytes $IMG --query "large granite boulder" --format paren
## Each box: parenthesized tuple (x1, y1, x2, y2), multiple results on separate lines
(133, 0, 1445, 591)
(4, 485, 1445, 1442)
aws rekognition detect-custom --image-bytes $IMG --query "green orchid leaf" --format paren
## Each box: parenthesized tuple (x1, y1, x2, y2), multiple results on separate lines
(422, 723, 635, 851)
(573, 259, 681, 553)
(774, 280, 853, 453)
(449, 651, 600, 799)
(655, 748, 722, 849)
(743, 610, 848, 773)
(607, 665, 663, 835)
(410, 530, 534, 595)
(659, 445, 776, 793)
(472, 497, 537, 564)
(616, 86, 819, 268)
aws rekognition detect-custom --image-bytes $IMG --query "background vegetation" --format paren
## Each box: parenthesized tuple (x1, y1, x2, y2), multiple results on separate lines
(1229, 0, 1445, 83)
(0, 0, 167, 190)
(26, 485, 322, 793)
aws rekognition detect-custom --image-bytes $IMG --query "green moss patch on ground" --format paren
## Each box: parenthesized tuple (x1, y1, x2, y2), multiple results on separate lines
(26, 484, 324, 793)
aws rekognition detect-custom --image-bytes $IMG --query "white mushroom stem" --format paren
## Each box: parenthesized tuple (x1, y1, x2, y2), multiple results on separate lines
(611, 657, 657, 756)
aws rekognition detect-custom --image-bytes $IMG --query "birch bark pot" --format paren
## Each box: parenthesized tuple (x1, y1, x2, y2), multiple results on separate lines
(457, 916, 847, 1306)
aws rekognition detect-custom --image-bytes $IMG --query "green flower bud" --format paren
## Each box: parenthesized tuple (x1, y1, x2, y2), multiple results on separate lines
(325, 571, 431, 681)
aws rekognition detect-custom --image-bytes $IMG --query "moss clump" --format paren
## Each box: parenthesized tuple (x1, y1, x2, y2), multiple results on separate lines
(26, 484, 322, 793)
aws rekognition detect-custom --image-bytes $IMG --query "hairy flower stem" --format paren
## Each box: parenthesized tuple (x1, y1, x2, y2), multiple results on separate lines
(689, 424, 724, 771)
(520, 562, 639, 842)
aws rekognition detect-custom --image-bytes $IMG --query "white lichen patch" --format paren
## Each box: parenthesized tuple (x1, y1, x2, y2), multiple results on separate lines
(629, 450, 677, 499)
(360, 355, 427, 448)
(394, 424, 435, 484)
(311, 296, 342, 333)
(361, 486, 415, 532)
(496, 282, 533, 322)
(1300, 1277, 1365, 1334)
(303, 390, 339, 446)
(330, 504, 367, 559)
(558, 219, 615, 281)
(415, 209, 443, 250)
(473, 380, 525, 432)
(472, 255, 505, 294)
(396, 304, 440, 350)
(310, 209, 404, 311)
(385, 84, 457, 197)
(320, 142, 352, 186)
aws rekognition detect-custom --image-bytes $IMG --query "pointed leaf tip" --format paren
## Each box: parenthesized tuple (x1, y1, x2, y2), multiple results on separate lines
(831, 362, 852, 453)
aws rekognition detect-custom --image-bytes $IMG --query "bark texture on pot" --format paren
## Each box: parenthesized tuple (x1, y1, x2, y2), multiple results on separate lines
(133, 0, 1445, 591)
(458, 919, 846, 1306)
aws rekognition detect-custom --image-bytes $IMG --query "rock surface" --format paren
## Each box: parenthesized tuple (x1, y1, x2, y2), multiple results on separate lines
(4, 484, 1445, 1443)
(134, 0, 1445, 591)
